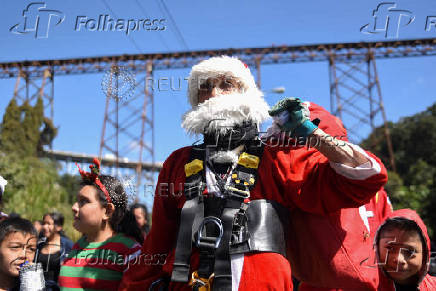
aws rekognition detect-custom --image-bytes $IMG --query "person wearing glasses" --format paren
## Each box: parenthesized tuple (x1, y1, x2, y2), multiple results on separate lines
(120, 56, 388, 291)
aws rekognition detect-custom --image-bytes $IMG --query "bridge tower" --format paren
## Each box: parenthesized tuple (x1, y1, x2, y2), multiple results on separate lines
(99, 61, 155, 190)
(328, 49, 396, 171)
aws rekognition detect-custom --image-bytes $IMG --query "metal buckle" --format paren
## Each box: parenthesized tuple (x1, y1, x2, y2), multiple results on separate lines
(196, 216, 223, 249)
(231, 206, 249, 245)
(233, 211, 246, 227)
(224, 185, 250, 199)
(189, 271, 214, 291)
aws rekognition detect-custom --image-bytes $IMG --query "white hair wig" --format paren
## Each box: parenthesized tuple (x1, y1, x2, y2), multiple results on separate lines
(187, 55, 258, 107)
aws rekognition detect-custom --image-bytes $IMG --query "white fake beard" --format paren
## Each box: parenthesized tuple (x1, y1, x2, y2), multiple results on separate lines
(181, 89, 270, 135)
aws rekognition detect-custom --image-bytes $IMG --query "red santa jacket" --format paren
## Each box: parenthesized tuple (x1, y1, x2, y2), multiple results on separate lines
(290, 103, 394, 291)
(294, 189, 392, 291)
(375, 209, 436, 291)
(119, 103, 388, 291)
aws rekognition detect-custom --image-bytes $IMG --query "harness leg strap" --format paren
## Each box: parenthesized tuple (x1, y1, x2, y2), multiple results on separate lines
(171, 196, 204, 282)
(212, 207, 240, 291)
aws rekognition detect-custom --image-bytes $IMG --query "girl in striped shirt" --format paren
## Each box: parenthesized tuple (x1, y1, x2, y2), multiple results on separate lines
(58, 159, 143, 290)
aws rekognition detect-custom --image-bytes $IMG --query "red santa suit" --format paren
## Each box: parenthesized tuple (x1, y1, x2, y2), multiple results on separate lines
(375, 209, 436, 291)
(287, 103, 394, 291)
(119, 100, 388, 291)
(293, 189, 392, 291)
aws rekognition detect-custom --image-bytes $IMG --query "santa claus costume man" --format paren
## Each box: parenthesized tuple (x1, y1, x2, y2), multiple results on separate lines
(119, 56, 388, 291)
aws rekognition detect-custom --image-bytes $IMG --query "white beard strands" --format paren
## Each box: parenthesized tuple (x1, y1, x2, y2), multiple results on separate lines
(181, 89, 270, 136)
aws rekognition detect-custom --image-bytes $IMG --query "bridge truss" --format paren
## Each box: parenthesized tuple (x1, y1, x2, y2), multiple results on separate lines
(2, 38, 436, 190)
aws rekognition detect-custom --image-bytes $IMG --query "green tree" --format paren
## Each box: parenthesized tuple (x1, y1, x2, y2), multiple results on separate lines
(0, 154, 80, 240)
(38, 117, 58, 151)
(361, 102, 436, 239)
(0, 97, 46, 157)
(59, 174, 82, 204)
(0, 99, 24, 154)
(22, 98, 44, 156)
(0, 97, 76, 240)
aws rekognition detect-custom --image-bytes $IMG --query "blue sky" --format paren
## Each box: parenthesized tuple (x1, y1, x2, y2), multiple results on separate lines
(1, 0, 436, 206)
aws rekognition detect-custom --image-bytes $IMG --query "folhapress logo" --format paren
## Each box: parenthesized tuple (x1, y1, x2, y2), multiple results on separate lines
(360, 2, 414, 38)
(75, 15, 166, 35)
(10, 2, 65, 39)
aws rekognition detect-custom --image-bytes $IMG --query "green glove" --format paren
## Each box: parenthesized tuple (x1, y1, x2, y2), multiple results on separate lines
(269, 97, 318, 137)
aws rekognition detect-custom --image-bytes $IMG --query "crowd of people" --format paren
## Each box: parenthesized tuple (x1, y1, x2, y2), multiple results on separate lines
(0, 56, 435, 290)
(0, 168, 150, 291)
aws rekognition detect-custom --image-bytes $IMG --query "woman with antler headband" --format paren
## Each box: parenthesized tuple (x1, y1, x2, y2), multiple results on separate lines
(57, 158, 143, 290)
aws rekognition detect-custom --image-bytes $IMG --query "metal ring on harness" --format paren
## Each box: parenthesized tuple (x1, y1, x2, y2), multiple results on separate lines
(196, 216, 224, 249)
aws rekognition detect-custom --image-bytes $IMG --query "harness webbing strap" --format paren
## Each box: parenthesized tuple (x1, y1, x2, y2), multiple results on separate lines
(171, 196, 204, 282)
(211, 207, 240, 291)
(171, 145, 206, 283)
(197, 197, 225, 278)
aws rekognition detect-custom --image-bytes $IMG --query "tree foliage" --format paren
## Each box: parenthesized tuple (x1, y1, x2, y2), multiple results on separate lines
(39, 117, 59, 151)
(361, 103, 436, 239)
(58, 173, 82, 205)
(0, 97, 58, 156)
(0, 99, 24, 154)
(0, 98, 79, 240)
(0, 154, 81, 241)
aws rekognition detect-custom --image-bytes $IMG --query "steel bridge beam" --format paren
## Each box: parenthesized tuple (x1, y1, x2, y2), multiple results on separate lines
(43, 150, 162, 172)
(1, 38, 435, 78)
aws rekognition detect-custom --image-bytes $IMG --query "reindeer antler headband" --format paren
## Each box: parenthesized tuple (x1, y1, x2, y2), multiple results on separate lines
(76, 158, 112, 204)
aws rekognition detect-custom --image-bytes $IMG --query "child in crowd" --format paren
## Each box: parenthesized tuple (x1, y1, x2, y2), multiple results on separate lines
(58, 158, 143, 290)
(0, 217, 38, 291)
(37, 212, 73, 290)
(375, 209, 436, 290)
(131, 203, 150, 239)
